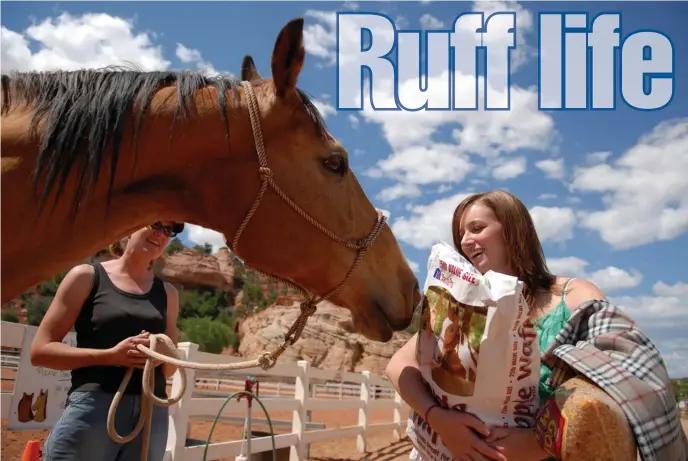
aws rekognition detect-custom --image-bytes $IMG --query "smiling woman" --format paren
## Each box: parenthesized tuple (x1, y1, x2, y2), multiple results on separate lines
(29, 221, 184, 461)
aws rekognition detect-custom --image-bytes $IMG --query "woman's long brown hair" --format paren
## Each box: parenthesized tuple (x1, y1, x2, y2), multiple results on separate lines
(452, 190, 559, 309)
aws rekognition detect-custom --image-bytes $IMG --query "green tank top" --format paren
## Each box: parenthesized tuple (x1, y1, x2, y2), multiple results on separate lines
(534, 278, 575, 461)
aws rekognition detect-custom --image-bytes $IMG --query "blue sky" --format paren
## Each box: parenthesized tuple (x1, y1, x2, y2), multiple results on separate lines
(2, 1, 686, 377)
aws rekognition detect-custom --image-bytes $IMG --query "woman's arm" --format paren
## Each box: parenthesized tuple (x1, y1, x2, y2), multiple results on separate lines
(386, 334, 507, 461)
(161, 282, 180, 378)
(30, 264, 113, 370)
(385, 334, 439, 417)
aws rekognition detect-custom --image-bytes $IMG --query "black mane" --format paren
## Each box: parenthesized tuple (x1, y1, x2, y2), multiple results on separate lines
(1, 66, 327, 218)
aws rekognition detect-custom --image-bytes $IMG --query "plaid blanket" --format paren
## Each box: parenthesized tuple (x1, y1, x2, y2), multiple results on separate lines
(543, 300, 688, 461)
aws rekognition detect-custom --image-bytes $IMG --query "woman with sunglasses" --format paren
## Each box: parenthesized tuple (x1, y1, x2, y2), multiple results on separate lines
(31, 221, 185, 461)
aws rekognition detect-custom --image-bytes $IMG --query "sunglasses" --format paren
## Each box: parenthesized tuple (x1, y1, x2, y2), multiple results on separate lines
(148, 221, 184, 238)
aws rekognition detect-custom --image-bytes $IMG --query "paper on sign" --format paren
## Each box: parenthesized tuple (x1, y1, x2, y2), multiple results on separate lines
(8, 325, 76, 430)
(406, 241, 541, 461)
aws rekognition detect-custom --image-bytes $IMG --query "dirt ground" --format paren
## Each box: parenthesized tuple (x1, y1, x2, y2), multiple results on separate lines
(3, 411, 687, 461)
(2, 360, 687, 461)
(1, 408, 407, 461)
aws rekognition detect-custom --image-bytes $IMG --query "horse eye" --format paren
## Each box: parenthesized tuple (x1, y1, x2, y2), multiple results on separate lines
(323, 154, 348, 176)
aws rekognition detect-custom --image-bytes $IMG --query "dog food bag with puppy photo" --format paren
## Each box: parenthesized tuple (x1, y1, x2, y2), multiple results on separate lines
(406, 241, 541, 461)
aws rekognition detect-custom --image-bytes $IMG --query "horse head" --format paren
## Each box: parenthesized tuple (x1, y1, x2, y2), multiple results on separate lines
(0, 18, 420, 342)
(217, 19, 420, 341)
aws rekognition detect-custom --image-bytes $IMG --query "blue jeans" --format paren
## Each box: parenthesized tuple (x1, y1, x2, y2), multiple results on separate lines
(44, 391, 169, 461)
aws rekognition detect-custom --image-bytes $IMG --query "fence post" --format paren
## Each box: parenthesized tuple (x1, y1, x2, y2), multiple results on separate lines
(356, 370, 371, 452)
(392, 391, 403, 441)
(165, 342, 198, 461)
(290, 360, 310, 461)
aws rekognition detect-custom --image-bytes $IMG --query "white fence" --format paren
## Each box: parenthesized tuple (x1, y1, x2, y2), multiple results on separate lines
(1, 321, 409, 461)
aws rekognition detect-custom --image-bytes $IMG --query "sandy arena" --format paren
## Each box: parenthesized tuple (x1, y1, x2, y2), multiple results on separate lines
(2, 366, 687, 461)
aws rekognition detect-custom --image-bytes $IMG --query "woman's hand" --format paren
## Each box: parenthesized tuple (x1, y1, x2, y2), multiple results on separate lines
(429, 408, 507, 461)
(105, 331, 151, 369)
(485, 427, 549, 461)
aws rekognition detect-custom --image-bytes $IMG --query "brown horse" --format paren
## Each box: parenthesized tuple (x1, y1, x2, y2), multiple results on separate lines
(0, 18, 420, 342)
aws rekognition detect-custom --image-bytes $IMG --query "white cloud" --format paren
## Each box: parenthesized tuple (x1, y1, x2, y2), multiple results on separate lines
(391, 192, 472, 249)
(585, 151, 612, 165)
(302, 10, 338, 65)
(529, 206, 576, 243)
(393, 197, 578, 250)
(492, 156, 527, 180)
(547, 257, 642, 293)
(175, 43, 219, 77)
(612, 281, 687, 329)
(571, 118, 688, 249)
(406, 258, 420, 273)
(653, 339, 688, 379)
(535, 157, 565, 180)
(653, 281, 688, 298)
(609, 281, 688, 378)
(185, 224, 227, 253)
(1, 13, 170, 72)
(366, 143, 472, 189)
(546, 256, 589, 278)
(378, 183, 422, 202)
(469, 0, 535, 71)
(588, 266, 643, 292)
(539, 193, 557, 200)
(312, 99, 336, 119)
(419, 14, 444, 29)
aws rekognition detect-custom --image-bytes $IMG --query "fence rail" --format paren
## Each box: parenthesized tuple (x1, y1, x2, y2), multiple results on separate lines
(1, 321, 409, 461)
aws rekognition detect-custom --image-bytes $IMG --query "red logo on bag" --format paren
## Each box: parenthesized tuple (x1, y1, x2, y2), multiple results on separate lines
(534, 398, 566, 458)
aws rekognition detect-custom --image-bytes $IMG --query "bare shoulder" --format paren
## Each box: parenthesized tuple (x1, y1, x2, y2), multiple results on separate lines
(68, 263, 95, 276)
(162, 282, 179, 308)
(60, 264, 95, 292)
(564, 278, 607, 312)
(163, 281, 178, 295)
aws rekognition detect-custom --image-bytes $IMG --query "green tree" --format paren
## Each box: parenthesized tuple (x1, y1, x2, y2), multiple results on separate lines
(165, 237, 184, 255)
(673, 378, 688, 402)
(1, 311, 19, 323)
(241, 270, 267, 311)
(26, 296, 53, 326)
(194, 243, 213, 255)
(266, 280, 278, 305)
(179, 317, 237, 353)
(178, 288, 229, 320)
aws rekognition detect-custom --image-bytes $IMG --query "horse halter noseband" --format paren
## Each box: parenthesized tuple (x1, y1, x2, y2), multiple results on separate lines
(224, 81, 387, 369)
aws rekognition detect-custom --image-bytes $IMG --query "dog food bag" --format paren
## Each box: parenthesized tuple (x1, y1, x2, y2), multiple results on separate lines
(406, 241, 541, 461)
(534, 375, 637, 461)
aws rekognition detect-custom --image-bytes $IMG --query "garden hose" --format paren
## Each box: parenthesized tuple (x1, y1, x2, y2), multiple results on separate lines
(202, 390, 277, 461)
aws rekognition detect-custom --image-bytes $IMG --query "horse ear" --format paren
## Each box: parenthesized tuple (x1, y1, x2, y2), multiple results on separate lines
(271, 18, 305, 98)
(241, 55, 262, 81)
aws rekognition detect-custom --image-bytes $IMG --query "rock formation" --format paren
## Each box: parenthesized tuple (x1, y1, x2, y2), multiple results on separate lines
(237, 296, 412, 375)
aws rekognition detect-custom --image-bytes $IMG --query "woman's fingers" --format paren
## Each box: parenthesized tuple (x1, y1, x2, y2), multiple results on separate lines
(458, 413, 491, 437)
(471, 435, 507, 461)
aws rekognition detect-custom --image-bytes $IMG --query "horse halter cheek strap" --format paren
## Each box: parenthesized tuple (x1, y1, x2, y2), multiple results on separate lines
(227, 81, 387, 369)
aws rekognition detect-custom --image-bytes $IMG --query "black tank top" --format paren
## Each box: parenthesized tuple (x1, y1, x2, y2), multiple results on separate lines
(69, 263, 168, 398)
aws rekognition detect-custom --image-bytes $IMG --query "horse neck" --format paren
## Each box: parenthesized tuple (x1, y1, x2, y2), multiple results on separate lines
(0, 85, 256, 303)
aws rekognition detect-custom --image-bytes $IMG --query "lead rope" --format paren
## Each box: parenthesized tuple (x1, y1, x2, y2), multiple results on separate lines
(106, 80, 387, 461)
